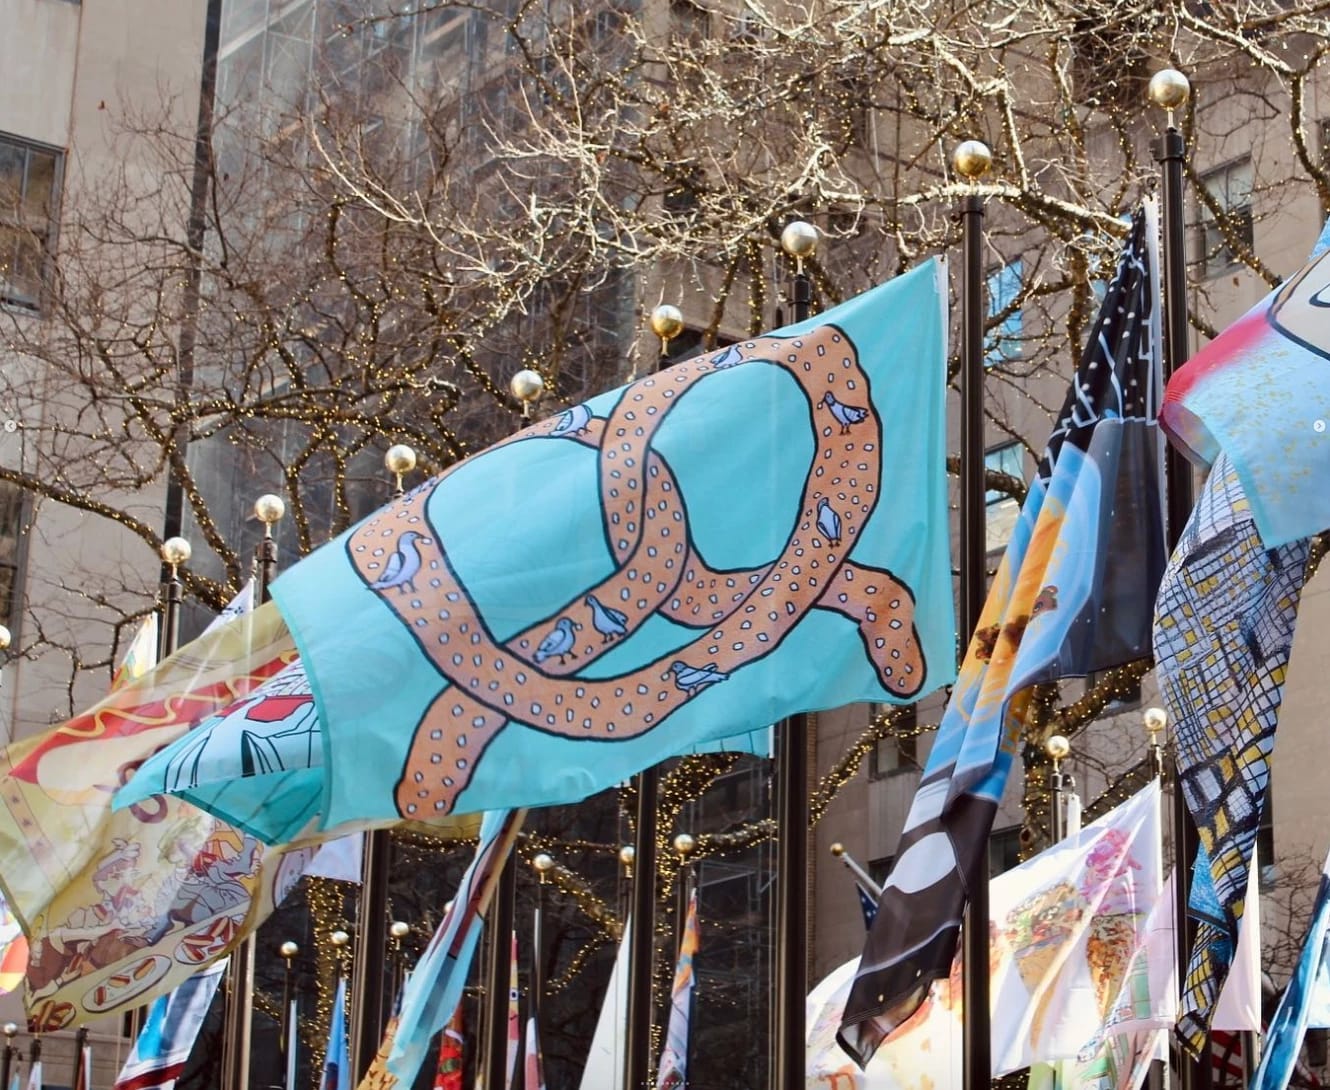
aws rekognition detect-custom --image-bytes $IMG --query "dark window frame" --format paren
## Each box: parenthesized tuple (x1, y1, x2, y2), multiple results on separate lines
(0, 132, 64, 312)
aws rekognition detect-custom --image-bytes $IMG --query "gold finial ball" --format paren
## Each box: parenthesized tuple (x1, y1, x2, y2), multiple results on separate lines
(384, 444, 417, 476)
(1045, 734, 1071, 761)
(2, 1023, 15, 1038)
(279, 940, 299, 959)
(254, 493, 286, 525)
(1148, 69, 1191, 111)
(389, 920, 410, 939)
(952, 140, 993, 181)
(829, 842, 845, 858)
(672, 833, 696, 857)
(618, 844, 636, 866)
(0, 625, 11, 652)
(160, 536, 192, 568)
(444, 899, 455, 915)
(649, 304, 684, 342)
(509, 369, 545, 404)
(533, 852, 556, 874)
(780, 220, 819, 259)
(1143, 707, 1168, 734)
(329, 929, 350, 947)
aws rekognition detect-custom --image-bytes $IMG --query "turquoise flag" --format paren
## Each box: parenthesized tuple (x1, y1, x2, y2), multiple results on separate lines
(273, 259, 954, 825)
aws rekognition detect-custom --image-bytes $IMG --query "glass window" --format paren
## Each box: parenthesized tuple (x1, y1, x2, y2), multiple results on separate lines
(988, 826, 1022, 876)
(985, 259, 1022, 367)
(1194, 159, 1254, 278)
(868, 704, 918, 779)
(0, 483, 26, 628)
(0, 134, 62, 310)
(985, 441, 1023, 552)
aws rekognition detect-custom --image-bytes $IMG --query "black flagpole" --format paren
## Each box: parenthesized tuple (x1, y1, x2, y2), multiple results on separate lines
(623, 309, 683, 1090)
(1149, 67, 1208, 1090)
(773, 220, 817, 1090)
(954, 138, 993, 1090)
(481, 372, 546, 1090)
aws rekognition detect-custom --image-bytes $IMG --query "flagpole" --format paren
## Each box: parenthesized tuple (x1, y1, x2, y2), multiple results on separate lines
(828, 843, 883, 899)
(623, 310, 683, 1090)
(221, 493, 285, 1090)
(1, 1024, 14, 1090)
(533, 853, 553, 1027)
(773, 220, 817, 1090)
(279, 940, 298, 1088)
(1145, 709, 1168, 1090)
(159, 537, 190, 659)
(954, 137, 994, 1090)
(1047, 736, 1070, 844)
(69, 1027, 86, 1090)
(671, 835, 696, 955)
(349, 446, 418, 1080)
(389, 920, 410, 1000)
(482, 372, 546, 1090)
(1149, 67, 1207, 1090)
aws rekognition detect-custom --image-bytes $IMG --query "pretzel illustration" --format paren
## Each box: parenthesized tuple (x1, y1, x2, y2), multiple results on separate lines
(346, 325, 929, 817)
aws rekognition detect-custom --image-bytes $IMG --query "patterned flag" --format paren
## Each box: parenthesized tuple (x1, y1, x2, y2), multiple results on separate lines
(112, 958, 226, 1090)
(271, 263, 954, 828)
(1212, 843, 1263, 1031)
(1252, 846, 1330, 1090)
(1153, 451, 1310, 1051)
(0, 892, 27, 995)
(0, 596, 315, 1030)
(387, 809, 525, 1085)
(433, 1005, 464, 1090)
(505, 932, 519, 1090)
(656, 889, 699, 1090)
(1160, 222, 1330, 549)
(522, 1016, 545, 1090)
(111, 616, 159, 692)
(321, 976, 350, 1090)
(840, 205, 1165, 1064)
(856, 885, 877, 930)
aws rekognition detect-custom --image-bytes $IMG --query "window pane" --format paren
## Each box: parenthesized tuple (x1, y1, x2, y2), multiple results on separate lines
(23, 151, 57, 223)
(0, 144, 22, 209)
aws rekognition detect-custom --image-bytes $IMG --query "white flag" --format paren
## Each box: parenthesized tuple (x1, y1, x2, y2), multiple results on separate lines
(579, 919, 631, 1090)
(1213, 842, 1263, 1031)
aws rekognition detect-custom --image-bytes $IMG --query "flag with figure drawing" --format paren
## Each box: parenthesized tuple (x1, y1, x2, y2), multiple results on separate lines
(841, 205, 1166, 1065)
(269, 261, 954, 828)
(0, 891, 27, 995)
(656, 889, 699, 1090)
(114, 959, 227, 1090)
(0, 594, 314, 1030)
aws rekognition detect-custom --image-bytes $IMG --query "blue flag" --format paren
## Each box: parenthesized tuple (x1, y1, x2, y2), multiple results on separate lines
(856, 884, 878, 930)
(320, 976, 349, 1090)
(840, 205, 1166, 1065)
(271, 261, 953, 827)
(113, 960, 226, 1090)
(1253, 847, 1330, 1090)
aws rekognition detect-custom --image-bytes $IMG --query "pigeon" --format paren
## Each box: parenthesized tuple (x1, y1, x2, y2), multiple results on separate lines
(816, 497, 842, 546)
(368, 530, 433, 594)
(709, 345, 745, 370)
(667, 660, 729, 696)
(551, 403, 593, 436)
(820, 391, 869, 434)
(534, 617, 581, 664)
(585, 593, 629, 643)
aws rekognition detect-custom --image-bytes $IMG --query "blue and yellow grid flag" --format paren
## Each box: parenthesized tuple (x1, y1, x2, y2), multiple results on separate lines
(840, 205, 1166, 1065)
(272, 260, 954, 826)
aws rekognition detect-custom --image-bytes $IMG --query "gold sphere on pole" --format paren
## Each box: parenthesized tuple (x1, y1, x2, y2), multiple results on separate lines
(618, 844, 635, 866)
(952, 140, 993, 182)
(533, 852, 556, 874)
(672, 833, 696, 858)
(254, 494, 286, 526)
(1147, 69, 1191, 112)
(649, 304, 684, 344)
(160, 536, 192, 569)
(0, 625, 12, 652)
(780, 220, 819, 261)
(389, 920, 410, 939)
(829, 842, 845, 858)
(279, 940, 299, 960)
(1143, 706, 1168, 737)
(384, 444, 417, 477)
(330, 929, 350, 947)
(2, 1023, 15, 1038)
(509, 369, 545, 405)
(1044, 734, 1071, 762)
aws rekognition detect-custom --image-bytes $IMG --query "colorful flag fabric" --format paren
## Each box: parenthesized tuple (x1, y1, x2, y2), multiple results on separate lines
(522, 1016, 546, 1090)
(271, 262, 954, 828)
(656, 889, 699, 1090)
(840, 205, 1166, 1064)
(1252, 846, 1330, 1090)
(1160, 223, 1330, 549)
(112, 959, 226, 1090)
(578, 919, 629, 1090)
(387, 809, 525, 1085)
(321, 976, 350, 1090)
(855, 885, 877, 931)
(355, 1013, 400, 1090)
(0, 599, 315, 1030)
(506, 931, 520, 1090)
(433, 1005, 464, 1090)
(112, 616, 160, 692)
(1154, 450, 1310, 1051)
(0, 892, 27, 995)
